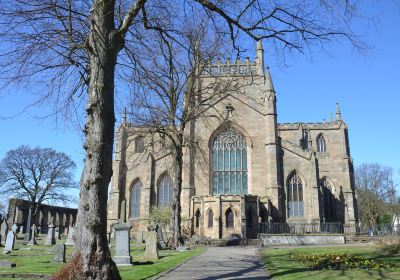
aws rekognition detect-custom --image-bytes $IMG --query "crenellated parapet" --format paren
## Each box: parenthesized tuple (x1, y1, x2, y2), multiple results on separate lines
(200, 57, 263, 77)
(278, 120, 346, 131)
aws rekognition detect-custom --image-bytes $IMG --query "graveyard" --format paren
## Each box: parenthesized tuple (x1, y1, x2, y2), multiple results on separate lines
(0, 225, 205, 280)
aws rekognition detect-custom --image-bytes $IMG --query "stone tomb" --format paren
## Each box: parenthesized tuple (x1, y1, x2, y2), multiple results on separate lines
(112, 222, 132, 266)
(52, 244, 66, 263)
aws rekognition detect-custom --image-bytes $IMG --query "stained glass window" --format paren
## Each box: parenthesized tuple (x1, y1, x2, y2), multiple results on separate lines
(211, 128, 248, 194)
(316, 134, 326, 153)
(287, 173, 304, 217)
(158, 174, 174, 207)
(130, 180, 142, 218)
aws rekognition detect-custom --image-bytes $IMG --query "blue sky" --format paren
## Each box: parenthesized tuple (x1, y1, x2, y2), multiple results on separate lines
(0, 1, 399, 206)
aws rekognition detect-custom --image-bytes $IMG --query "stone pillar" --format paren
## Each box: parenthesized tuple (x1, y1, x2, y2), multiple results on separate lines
(23, 208, 32, 244)
(28, 224, 38, 246)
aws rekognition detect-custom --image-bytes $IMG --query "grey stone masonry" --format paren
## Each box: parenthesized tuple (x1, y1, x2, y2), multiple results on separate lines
(52, 244, 66, 263)
(22, 208, 32, 244)
(45, 224, 56, 245)
(112, 221, 132, 266)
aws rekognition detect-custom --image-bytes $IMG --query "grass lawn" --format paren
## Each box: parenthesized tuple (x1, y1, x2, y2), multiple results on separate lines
(263, 245, 400, 280)
(0, 236, 205, 280)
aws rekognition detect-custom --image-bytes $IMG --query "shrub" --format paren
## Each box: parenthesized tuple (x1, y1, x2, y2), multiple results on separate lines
(292, 253, 397, 270)
(380, 237, 400, 255)
(51, 253, 84, 280)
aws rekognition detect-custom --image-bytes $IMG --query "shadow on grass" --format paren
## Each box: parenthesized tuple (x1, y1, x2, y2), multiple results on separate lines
(132, 261, 154, 265)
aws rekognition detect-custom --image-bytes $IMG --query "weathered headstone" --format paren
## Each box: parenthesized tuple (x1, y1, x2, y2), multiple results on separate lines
(136, 230, 144, 244)
(112, 222, 132, 266)
(11, 224, 17, 234)
(45, 224, 56, 245)
(19, 225, 24, 234)
(52, 244, 66, 263)
(144, 219, 159, 260)
(3, 231, 15, 253)
(0, 220, 7, 244)
(28, 224, 38, 246)
(55, 227, 60, 240)
(0, 260, 16, 268)
(157, 227, 166, 249)
(65, 226, 75, 246)
(23, 208, 32, 244)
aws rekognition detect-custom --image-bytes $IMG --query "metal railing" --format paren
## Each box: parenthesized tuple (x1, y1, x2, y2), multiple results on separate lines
(356, 223, 400, 236)
(258, 222, 344, 235)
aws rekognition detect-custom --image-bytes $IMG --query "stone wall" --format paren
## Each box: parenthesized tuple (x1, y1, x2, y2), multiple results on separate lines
(6, 198, 77, 234)
(259, 234, 345, 246)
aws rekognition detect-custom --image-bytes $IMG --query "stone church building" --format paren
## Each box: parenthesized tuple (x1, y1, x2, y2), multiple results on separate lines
(107, 41, 358, 240)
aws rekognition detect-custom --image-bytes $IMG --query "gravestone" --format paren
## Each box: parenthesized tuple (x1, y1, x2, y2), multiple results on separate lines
(11, 224, 17, 234)
(65, 226, 75, 246)
(112, 221, 132, 266)
(3, 231, 15, 253)
(55, 227, 60, 240)
(0, 260, 16, 268)
(0, 220, 7, 244)
(45, 224, 56, 245)
(23, 208, 32, 244)
(20, 226, 24, 234)
(176, 246, 190, 252)
(157, 227, 166, 249)
(144, 219, 159, 260)
(28, 224, 38, 246)
(52, 244, 66, 263)
(136, 230, 144, 244)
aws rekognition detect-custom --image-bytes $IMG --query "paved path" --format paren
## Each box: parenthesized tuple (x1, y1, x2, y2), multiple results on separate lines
(158, 246, 269, 280)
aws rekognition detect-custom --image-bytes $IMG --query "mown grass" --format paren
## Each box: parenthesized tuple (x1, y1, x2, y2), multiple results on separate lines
(0, 236, 205, 279)
(263, 245, 400, 280)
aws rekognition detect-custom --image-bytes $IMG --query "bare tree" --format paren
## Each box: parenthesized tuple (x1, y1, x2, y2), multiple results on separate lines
(355, 163, 397, 226)
(0, 0, 366, 278)
(0, 145, 77, 224)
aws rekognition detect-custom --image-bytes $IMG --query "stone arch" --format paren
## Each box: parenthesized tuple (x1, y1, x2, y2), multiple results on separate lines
(286, 170, 306, 218)
(208, 121, 253, 149)
(225, 207, 234, 228)
(206, 208, 214, 228)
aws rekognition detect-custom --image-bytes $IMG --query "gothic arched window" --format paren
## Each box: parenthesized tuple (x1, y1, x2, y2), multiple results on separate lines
(135, 136, 145, 153)
(208, 209, 214, 228)
(211, 127, 248, 194)
(226, 208, 234, 228)
(321, 179, 336, 222)
(316, 134, 327, 153)
(287, 172, 304, 218)
(130, 180, 142, 218)
(158, 174, 174, 208)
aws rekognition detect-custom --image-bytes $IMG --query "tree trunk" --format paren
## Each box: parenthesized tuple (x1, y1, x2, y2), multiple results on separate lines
(172, 144, 183, 247)
(74, 0, 121, 279)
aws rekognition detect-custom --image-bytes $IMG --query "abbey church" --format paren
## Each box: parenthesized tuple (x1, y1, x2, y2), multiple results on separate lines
(107, 40, 359, 240)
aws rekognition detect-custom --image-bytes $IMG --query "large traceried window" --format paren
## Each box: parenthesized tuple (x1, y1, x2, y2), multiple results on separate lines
(316, 134, 327, 153)
(321, 179, 336, 222)
(158, 174, 174, 208)
(130, 180, 142, 218)
(211, 128, 248, 194)
(287, 172, 304, 218)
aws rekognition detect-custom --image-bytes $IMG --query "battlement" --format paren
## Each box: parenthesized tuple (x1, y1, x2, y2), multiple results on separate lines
(278, 120, 345, 130)
(200, 57, 263, 77)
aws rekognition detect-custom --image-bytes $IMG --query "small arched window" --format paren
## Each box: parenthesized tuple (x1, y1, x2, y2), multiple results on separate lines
(158, 174, 174, 208)
(316, 134, 327, 153)
(130, 180, 142, 218)
(226, 208, 234, 228)
(287, 172, 304, 218)
(135, 136, 145, 153)
(208, 209, 214, 228)
(195, 209, 201, 228)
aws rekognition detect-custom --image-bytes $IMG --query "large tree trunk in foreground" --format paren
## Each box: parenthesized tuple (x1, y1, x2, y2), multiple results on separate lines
(172, 144, 183, 247)
(74, 0, 121, 279)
